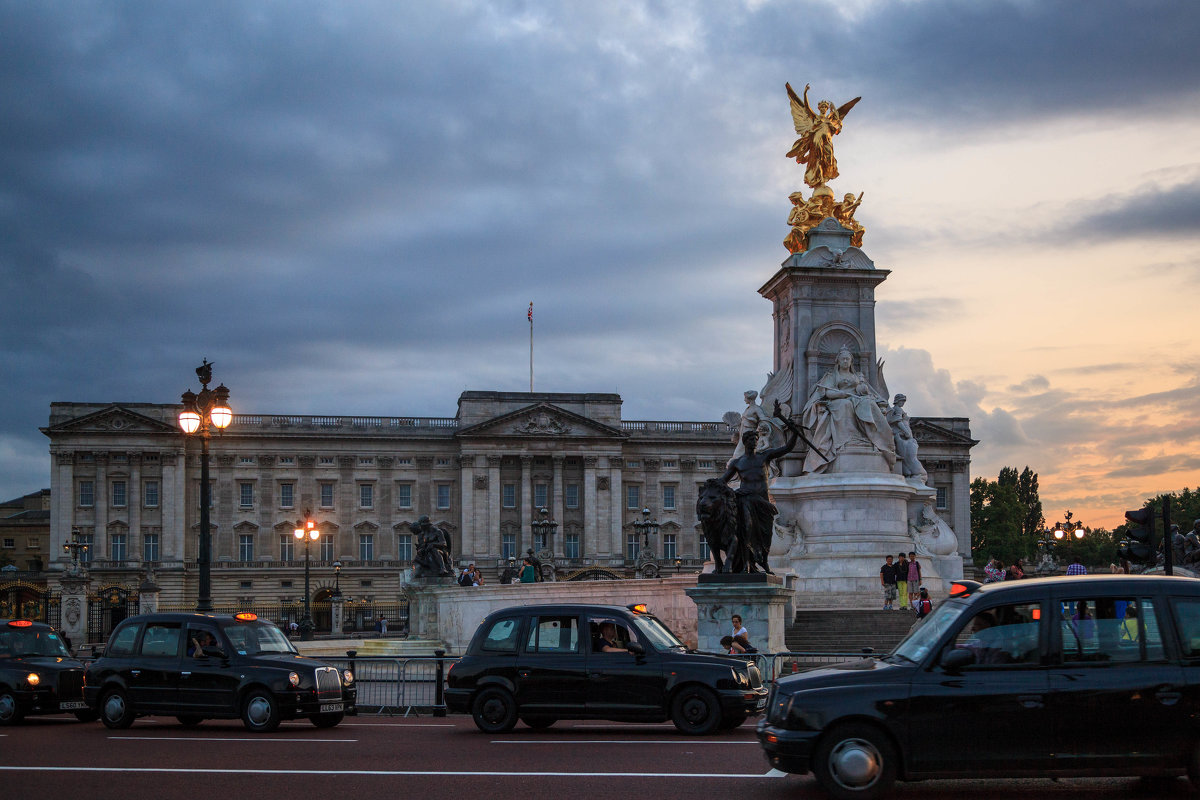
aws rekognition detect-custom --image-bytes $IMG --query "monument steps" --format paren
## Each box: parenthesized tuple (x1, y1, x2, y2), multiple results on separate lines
(786, 609, 919, 653)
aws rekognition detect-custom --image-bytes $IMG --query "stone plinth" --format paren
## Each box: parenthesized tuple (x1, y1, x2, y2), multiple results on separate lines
(768, 448, 962, 609)
(685, 577, 794, 654)
(330, 596, 346, 637)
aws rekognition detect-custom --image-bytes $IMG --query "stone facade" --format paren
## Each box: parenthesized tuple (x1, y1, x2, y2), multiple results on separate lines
(40, 391, 974, 608)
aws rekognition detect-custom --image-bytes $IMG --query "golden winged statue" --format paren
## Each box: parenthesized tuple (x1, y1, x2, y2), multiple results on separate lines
(786, 82, 861, 190)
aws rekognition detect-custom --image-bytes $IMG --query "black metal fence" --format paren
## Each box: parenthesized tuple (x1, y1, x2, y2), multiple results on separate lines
(156, 600, 410, 635)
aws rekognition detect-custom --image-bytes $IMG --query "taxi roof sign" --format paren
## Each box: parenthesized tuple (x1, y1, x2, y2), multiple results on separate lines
(6, 619, 34, 628)
(627, 603, 649, 614)
(948, 580, 983, 598)
(234, 612, 258, 621)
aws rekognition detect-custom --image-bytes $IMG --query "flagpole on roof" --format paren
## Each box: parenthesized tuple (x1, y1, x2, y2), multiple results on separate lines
(528, 301, 534, 392)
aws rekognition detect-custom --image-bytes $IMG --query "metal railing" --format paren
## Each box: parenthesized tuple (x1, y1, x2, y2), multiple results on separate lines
(319, 650, 866, 717)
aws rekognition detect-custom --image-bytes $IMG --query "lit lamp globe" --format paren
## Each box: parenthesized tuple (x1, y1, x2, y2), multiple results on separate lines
(178, 390, 201, 434)
(210, 384, 233, 429)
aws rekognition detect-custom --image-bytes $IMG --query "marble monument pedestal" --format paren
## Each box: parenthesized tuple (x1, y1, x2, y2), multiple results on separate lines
(685, 573, 794, 654)
(770, 445, 963, 609)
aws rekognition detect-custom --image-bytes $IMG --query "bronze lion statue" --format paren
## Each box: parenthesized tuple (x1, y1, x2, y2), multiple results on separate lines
(696, 478, 743, 573)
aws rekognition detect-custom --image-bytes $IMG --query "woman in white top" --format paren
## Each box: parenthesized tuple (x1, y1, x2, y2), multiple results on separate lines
(731, 615, 749, 640)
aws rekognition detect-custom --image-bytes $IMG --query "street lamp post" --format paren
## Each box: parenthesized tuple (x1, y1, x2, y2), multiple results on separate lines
(332, 560, 342, 597)
(294, 513, 320, 641)
(177, 359, 232, 612)
(63, 527, 89, 575)
(530, 507, 557, 552)
(632, 508, 659, 558)
(1036, 510, 1086, 573)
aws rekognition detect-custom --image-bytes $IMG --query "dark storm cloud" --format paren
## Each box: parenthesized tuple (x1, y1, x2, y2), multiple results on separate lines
(1065, 179, 1200, 240)
(2, 0, 1199, 500)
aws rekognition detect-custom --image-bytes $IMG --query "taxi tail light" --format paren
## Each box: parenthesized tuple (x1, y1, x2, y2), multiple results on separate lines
(1032, 608, 1041, 620)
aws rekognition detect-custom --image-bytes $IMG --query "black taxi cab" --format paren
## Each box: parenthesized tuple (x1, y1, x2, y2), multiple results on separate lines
(445, 603, 767, 735)
(0, 618, 94, 724)
(83, 611, 355, 731)
(758, 575, 1200, 799)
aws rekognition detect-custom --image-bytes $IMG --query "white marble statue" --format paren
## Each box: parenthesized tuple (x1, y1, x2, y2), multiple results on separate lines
(886, 393, 928, 484)
(800, 345, 896, 474)
(910, 501, 958, 556)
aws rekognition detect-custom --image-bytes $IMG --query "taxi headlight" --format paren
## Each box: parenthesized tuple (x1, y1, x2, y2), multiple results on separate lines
(288, 672, 300, 687)
(342, 669, 354, 685)
(26, 672, 41, 687)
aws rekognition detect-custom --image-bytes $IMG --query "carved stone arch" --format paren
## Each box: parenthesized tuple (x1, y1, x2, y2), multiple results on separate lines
(106, 520, 129, 533)
(499, 521, 521, 535)
(806, 321, 877, 393)
(659, 520, 682, 533)
(353, 520, 380, 533)
(233, 521, 259, 533)
(562, 521, 583, 536)
(273, 520, 294, 534)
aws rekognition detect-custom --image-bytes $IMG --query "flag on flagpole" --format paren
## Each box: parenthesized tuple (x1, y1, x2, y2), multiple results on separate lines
(528, 302, 533, 323)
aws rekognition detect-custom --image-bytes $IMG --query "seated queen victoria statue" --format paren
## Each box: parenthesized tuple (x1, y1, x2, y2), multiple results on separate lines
(800, 345, 896, 474)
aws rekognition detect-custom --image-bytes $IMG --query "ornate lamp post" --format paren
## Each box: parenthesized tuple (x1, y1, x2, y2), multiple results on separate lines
(531, 506, 558, 552)
(1035, 510, 1086, 573)
(1052, 510, 1087, 541)
(293, 513, 320, 640)
(178, 359, 232, 612)
(332, 560, 342, 597)
(63, 527, 89, 575)
(632, 507, 659, 557)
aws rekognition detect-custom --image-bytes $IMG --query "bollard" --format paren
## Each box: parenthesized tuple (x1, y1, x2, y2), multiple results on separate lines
(433, 649, 447, 717)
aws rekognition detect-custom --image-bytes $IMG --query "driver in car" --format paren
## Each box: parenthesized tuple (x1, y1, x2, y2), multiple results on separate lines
(594, 622, 626, 653)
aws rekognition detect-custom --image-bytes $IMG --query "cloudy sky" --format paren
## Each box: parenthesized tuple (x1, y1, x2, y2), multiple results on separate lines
(3, 0, 1198, 530)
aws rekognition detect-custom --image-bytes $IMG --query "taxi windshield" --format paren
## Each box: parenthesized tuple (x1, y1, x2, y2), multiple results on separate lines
(0, 628, 71, 659)
(223, 622, 297, 655)
(890, 599, 968, 663)
(632, 614, 686, 651)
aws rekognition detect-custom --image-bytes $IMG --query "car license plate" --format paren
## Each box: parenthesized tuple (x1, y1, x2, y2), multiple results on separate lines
(320, 702, 343, 713)
(59, 701, 87, 710)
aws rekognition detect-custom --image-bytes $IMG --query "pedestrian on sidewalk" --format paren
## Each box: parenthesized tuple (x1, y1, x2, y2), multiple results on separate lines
(895, 553, 909, 611)
(880, 554, 898, 610)
(906, 551, 922, 611)
(915, 587, 932, 618)
(1066, 557, 1087, 576)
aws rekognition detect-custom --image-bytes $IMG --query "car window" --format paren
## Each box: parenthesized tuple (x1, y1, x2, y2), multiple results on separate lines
(0, 628, 71, 658)
(1057, 597, 1163, 663)
(480, 617, 522, 653)
(139, 622, 182, 658)
(187, 626, 224, 657)
(893, 600, 967, 663)
(224, 623, 294, 655)
(525, 616, 580, 654)
(949, 602, 1041, 667)
(632, 614, 686, 650)
(106, 623, 142, 657)
(588, 617, 635, 652)
(1173, 598, 1200, 658)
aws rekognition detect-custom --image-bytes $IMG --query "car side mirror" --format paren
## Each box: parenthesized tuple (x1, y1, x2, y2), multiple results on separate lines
(941, 647, 976, 673)
(626, 642, 645, 656)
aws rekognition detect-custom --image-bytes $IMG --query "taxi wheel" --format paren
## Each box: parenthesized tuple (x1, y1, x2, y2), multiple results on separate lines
(521, 716, 556, 729)
(471, 688, 518, 733)
(310, 711, 344, 728)
(670, 686, 721, 735)
(73, 709, 100, 723)
(0, 690, 24, 726)
(813, 722, 897, 800)
(176, 715, 204, 727)
(100, 688, 135, 729)
(241, 689, 281, 732)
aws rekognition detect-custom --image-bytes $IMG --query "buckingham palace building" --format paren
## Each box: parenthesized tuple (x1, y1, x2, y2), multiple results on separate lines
(42, 390, 975, 608)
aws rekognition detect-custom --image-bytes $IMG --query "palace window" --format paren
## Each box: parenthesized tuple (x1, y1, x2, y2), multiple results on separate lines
(110, 532, 127, 561)
(320, 482, 334, 508)
(143, 532, 160, 562)
(320, 456, 334, 465)
(144, 480, 159, 508)
(239, 482, 254, 509)
(564, 533, 580, 559)
(239, 535, 254, 562)
(359, 484, 374, 509)
(397, 483, 413, 509)
(279, 536, 295, 562)
(360, 457, 374, 466)
(359, 534, 374, 561)
(279, 456, 294, 465)
(565, 484, 579, 509)
(397, 533, 412, 562)
(626, 533, 640, 560)
(936, 486, 948, 510)
(626, 485, 640, 509)
(320, 536, 335, 562)
(502, 484, 516, 509)
(436, 484, 451, 510)
(662, 485, 676, 510)
(501, 533, 517, 559)
(663, 533, 677, 560)
(698, 533, 710, 561)
(111, 481, 127, 508)
(78, 480, 94, 507)
(78, 531, 93, 563)
(534, 483, 548, 508)
(280, 483, 294, 509)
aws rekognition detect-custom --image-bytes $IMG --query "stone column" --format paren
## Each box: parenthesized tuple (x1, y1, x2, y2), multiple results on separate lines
(487, 455, 502, 559)
(52, 452, 75, 569)
(138, 572, 160, 615)
(331, 595, 345, 637)
(457, 455, 474, 562)
(552, 456, 565, 556)
(608, 457, 623, 560)
(129, 453, 142, 561)
(583, 457, 598, 557)
(519, 455, 532, 553)
(94, 453, 109, 552)
(162, 450, 183, 569)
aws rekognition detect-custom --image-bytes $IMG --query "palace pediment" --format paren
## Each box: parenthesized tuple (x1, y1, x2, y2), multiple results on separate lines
(457, 402, 624, 440)
(912, 418, 978, 448)
(43, 405, 179, 435)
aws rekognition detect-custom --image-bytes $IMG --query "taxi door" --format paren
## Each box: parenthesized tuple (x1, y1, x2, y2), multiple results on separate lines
(1047, 591, 1188, 769)
(514, 613, 588, 716)
(127, 620, 184, 712)
(584, 617, 664, 717)
(905, 599, 1053, 774)
(177, 624, 239, 713)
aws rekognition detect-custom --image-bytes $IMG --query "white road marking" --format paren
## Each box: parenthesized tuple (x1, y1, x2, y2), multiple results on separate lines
(0, 766, 787, 778)
(491, 739, 756, 745)
(108, 736, 356, 743)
